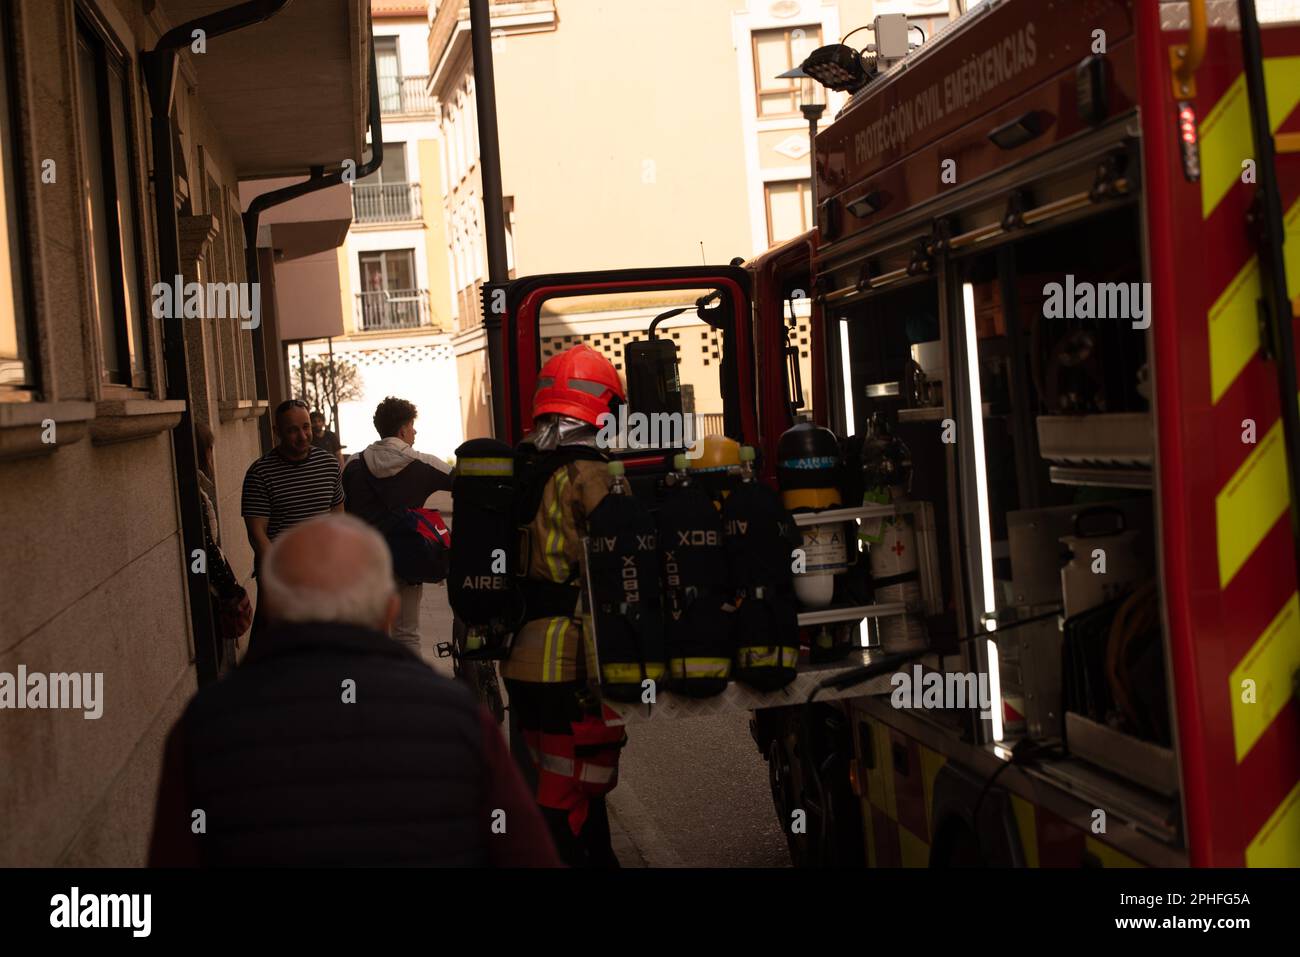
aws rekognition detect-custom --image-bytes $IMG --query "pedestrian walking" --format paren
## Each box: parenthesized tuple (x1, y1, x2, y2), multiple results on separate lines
(311, 409, 344, 469)
(147, 514, 559, 867)
(242, 398, 344, 648)
(343, 396, 453, 659)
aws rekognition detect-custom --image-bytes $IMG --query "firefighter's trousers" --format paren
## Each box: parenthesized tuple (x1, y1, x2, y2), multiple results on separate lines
(504, 679, 621, 868)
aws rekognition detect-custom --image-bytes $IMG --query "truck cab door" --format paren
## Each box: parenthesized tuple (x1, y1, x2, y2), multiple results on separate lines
(486, 266, 758, 472)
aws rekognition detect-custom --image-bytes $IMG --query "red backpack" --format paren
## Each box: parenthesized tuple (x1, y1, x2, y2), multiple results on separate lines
(352, 458, 452, 584)
(378, 506, 451, 584)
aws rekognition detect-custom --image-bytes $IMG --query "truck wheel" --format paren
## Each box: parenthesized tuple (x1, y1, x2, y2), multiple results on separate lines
(768, 730, 820, 868)
(765, 705, 866, 868)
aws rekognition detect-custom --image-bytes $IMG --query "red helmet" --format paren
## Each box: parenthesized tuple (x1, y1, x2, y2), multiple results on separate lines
(532, 344, 626, 428)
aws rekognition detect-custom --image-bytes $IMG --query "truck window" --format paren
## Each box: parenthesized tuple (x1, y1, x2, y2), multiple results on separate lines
(537, 287, 737, 451)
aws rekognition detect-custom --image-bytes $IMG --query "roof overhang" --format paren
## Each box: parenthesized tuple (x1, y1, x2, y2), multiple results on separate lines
(238, 177, 352, 261)
(156, 0, 370, 179)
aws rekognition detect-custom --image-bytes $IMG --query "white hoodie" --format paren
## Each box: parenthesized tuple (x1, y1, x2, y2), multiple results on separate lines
(360, 436, 453, 479)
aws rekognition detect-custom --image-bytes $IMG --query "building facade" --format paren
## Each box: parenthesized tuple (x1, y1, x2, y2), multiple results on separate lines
(288, 0, 463, 465)
(0, 0, 369, 865)
(426, 0, 961, 440)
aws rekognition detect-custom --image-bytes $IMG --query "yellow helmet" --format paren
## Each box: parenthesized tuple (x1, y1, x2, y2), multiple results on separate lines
(685, 435, 741, 502)
(686, 435, 741, 472)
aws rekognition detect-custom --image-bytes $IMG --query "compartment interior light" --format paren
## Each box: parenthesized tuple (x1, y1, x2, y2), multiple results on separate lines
(963, 282, 1002, 741)
(839, 317, 855, 436)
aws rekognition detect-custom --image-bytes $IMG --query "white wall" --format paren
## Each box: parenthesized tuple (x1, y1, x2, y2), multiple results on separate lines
(295, 335, 464, 464)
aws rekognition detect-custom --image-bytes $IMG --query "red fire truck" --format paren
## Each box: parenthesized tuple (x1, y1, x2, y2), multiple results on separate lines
(488, 0, 1300, 867)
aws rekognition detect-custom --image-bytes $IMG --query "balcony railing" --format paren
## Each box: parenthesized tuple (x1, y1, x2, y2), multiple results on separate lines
(694, 412, 726, 437)
(379, 75, 434, 114)
(355, 289, 434, 331)
(352, 182, 422, 224)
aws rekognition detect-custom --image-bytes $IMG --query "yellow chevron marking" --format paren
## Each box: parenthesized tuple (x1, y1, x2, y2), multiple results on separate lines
(1264, 58, 1300, 134)
(1200, 58, 1300, 221)
(1011, 794, 1038, 868)
(1208, 258, 1263, 404)
(898, 824, 930, 867)
(919, 746, 946, 842)
(1216, 417, 1291, 588)
(866, 722, 898, 822)
(1208, 197, 1300, 403)
(1201, 74, 1252, 219)
(1229, 591, 1300, 762)
(1246, 778, 1300, 867)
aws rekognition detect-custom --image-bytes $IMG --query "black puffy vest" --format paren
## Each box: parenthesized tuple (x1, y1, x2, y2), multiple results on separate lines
(179, 623, 490, 866)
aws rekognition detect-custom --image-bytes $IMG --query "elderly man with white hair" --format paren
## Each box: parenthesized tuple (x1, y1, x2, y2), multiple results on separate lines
(148, 514, 559, 867)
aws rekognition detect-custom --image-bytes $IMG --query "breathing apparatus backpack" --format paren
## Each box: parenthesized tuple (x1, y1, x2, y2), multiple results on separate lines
(448, 438, 525, 658)
(584, 461, 665, 703)
(658, 454, 734, 697)
(723, 446, 803, 691)
(512, 440, 608, 630)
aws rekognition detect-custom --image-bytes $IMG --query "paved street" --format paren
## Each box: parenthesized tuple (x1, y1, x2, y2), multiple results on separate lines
(415, 573, 789, 869)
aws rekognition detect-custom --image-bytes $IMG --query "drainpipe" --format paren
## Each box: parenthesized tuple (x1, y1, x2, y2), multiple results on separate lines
(142, 0, 294, 686)
(242, 33, 384, 450)
(470, 0, 509, 439)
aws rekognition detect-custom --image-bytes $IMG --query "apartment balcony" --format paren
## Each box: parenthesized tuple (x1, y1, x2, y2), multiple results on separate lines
(355, 289, 434, 331)
(351, 182, 422, 224)
(379, 75, 435, 115)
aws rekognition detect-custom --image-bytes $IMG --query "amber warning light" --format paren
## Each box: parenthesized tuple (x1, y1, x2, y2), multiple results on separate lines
(1177, 101, 1201, 182)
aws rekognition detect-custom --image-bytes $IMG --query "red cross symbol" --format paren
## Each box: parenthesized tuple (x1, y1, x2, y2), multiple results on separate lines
(891, 540, 906, 557)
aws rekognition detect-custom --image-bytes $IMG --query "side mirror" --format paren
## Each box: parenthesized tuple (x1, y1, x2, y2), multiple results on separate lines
(625, 338, 683, 417)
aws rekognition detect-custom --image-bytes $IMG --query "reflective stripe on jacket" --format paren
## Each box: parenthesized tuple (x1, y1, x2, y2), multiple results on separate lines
(501, 456, 613, 684)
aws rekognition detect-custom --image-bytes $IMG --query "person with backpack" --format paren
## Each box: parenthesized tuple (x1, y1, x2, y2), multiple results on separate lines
(343, 397, 453, 659)
(499, 344, 629, 868)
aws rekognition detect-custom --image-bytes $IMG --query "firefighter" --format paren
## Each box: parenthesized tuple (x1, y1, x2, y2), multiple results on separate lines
(503, 344, 628, 868)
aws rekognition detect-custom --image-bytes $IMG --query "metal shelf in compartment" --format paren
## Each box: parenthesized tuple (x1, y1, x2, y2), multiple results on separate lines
(797, 601, 908, 627)
(790, 503, 895, 526)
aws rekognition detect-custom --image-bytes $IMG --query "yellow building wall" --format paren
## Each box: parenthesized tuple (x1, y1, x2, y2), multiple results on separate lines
(456, 346, 494, 442)
(419, 138, 452, 331)
(492, 0, 756, 274)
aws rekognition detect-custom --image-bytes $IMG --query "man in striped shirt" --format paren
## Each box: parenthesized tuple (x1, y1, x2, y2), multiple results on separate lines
(242, 399, 345, 647)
